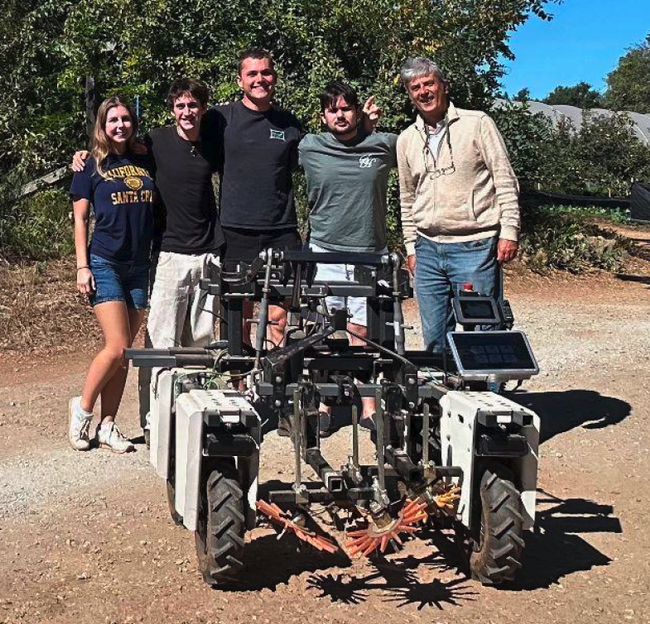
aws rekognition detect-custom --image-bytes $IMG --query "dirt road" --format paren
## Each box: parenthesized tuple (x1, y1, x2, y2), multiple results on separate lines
(1, 270, 649, 624)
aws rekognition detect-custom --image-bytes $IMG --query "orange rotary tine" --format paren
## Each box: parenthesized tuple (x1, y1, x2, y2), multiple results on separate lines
(380, 534, 391, 553)
(348, 532, 368, 546)
(362, 538, 380, 556)
(313, 536, 339, 554)
(347, 529, 372, 538)
(401, 510, 423, 523)
(348, 538, 372, 556)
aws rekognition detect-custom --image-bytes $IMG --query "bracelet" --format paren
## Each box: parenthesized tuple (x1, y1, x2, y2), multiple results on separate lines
(77, 266, 90, 271)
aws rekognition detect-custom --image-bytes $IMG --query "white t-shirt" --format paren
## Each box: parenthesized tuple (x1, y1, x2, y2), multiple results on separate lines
(426, 119, 447, 163)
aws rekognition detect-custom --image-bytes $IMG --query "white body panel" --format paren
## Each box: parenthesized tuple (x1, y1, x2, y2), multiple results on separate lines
(150, 368, 194, 479)
(439, 391, 540, 530)
(174, 390, 261, 532)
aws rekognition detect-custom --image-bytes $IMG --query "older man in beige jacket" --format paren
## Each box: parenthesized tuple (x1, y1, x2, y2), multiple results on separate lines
(397, 57, 520, 353)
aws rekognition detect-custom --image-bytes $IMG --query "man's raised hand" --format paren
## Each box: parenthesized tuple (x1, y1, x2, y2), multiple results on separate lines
(362, 96, 382, 133)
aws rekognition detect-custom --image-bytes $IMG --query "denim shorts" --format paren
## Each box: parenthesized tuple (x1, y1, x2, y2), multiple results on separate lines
(88, 254, 150, 309)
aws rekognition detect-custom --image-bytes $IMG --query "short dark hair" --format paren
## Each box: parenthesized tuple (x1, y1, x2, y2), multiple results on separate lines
(166, 78, 210, 111)
(320, 81, 359, 113)
(237, 48, 274, 75)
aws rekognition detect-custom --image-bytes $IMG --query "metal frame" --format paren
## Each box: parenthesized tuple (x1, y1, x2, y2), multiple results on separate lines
(125, 247, 541, 583)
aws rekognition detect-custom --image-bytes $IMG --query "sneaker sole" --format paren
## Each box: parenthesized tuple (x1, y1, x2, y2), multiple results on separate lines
(98, 442, 134, 454)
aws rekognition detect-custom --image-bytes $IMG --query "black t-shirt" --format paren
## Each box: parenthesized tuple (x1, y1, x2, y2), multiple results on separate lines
(204, 101, 302, 230)
(145, 126, 224, 254)
(70, 153, 155, 263)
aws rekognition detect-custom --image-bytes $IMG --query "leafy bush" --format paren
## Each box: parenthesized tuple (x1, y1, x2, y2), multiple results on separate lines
(494, 105, 650, 197)
(519, 203, 630, 273)
(0, 187, 73, 261)
(491, 101, 554, 189)
(531, 203, 631, 225)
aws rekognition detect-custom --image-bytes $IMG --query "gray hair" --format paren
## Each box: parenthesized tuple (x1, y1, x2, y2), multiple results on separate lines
(400, 57, 447, 86)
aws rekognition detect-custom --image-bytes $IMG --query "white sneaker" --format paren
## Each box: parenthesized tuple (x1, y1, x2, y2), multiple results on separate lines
(68, 396, 93, 451)
(96, 421, 135, 454)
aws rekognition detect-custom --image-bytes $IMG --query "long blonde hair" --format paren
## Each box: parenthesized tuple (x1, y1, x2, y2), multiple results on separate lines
(91, 96, 139, 179)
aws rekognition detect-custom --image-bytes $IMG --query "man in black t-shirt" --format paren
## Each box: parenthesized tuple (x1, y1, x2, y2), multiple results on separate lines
(144, 79, 223, 351)
(204, 48, 303, 346)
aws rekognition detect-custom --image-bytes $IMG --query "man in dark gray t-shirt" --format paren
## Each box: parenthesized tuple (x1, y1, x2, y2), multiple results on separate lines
(299, 81, 397, 431)
(300, 87, 397, 254)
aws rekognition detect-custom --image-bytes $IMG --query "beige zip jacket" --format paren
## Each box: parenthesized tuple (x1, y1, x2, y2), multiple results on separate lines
(397, 102, 520, 256)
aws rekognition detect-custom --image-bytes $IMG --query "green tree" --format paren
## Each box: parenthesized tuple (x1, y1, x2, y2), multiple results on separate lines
(1, 0, 560, 183)
(542, 81, 604, 108)
(1, 0, 560, 259)
(513, 87, 532, 102)
(605, 34, 650, 113)
(491, 101, 553, 188)
(570, 112, 650, 196)
(493, 106, 650, 197)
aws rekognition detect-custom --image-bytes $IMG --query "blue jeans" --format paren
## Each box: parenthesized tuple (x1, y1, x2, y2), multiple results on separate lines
(89, 254, 150, 309)
(415, 235, 499, 352)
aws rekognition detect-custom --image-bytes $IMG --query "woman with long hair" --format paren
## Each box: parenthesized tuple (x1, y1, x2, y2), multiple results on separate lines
(69, 96, 155, 453)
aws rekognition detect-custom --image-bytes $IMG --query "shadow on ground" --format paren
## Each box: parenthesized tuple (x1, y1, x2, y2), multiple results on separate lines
(307, 554, 477, 610)
(223, 531, 351, 592)
(502, 489, 622, 590)
(615, 273, 650, 287)
(305, 487, 622, 602)
(417, 488, 622, 593)
(507, 389, 631, 443)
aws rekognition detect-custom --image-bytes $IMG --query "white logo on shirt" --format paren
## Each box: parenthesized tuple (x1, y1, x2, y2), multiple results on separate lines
(270, 129, 285, 141)
(359, 155, 377, 168)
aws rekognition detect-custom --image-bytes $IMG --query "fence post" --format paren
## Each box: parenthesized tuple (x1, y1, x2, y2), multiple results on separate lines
(85, 76, 96, 147)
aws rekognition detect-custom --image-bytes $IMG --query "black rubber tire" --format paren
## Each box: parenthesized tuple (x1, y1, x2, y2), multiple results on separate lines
(166, 479, 184, 526)
(469, 463, 525, 585)
(195, 460, 245, 586)
(166, 435, 183, 526)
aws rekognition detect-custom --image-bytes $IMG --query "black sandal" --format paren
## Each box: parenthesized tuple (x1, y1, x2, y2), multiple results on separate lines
(319, 411, 340, 438)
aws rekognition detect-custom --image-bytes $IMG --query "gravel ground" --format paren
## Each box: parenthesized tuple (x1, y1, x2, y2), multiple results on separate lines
(0, 266, 649, 624)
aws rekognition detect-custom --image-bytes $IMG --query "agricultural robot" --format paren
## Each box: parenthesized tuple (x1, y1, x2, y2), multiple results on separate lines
(126, 249, 540, 587)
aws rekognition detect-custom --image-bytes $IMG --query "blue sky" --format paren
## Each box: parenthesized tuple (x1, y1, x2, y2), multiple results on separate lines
(501, 0, 650, 100)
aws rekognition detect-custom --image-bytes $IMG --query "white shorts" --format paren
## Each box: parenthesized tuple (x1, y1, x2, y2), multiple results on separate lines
(310, 243, 387, 327)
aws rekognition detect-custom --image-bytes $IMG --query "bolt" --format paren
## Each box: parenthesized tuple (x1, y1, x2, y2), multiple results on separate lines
(274, 399, 282, 407)
(275, 375, 283, 384)
(408, 402, 415, 408)
(408, 378, 416, 385)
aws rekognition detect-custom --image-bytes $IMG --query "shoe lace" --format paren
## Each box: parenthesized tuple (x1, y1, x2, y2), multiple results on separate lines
(78, 418, 92, 439)
(107, 423, 130, 446)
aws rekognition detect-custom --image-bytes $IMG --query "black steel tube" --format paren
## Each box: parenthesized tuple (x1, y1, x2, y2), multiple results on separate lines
(268, 486, 376, 505)
(290, 262, 302, 312)
(305, 449, 345, 493)
(282, 250, 389, 267)
(391, 256, 406, 355)
(293, 389, 302, 492)
(351, 404, 359, 471)
(375, 389, 386, 491)
(124, 351, 216, 368)
(423, 402, 430, 465)
(385, 446, 423, 482)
